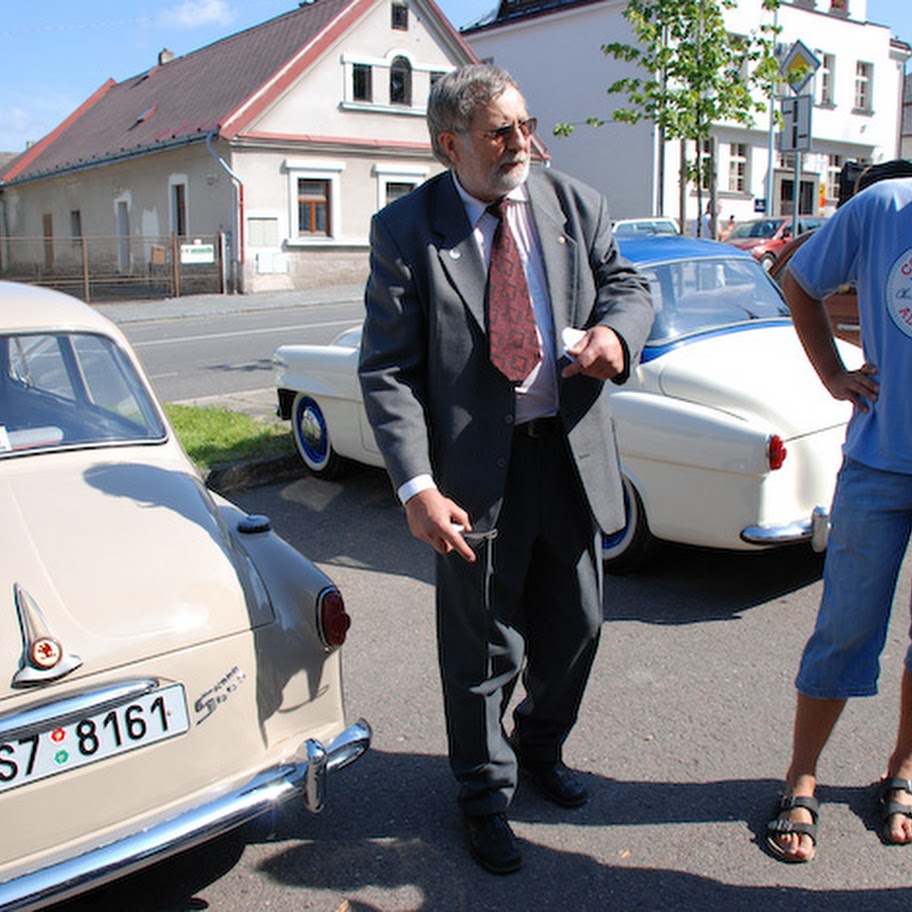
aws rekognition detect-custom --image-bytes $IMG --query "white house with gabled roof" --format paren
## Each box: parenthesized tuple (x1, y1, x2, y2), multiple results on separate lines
(0, 0, 481, 294)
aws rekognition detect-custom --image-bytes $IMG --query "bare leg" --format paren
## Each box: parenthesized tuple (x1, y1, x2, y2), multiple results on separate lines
(771, 691, 846, 861)
(882, 668, 912, 844)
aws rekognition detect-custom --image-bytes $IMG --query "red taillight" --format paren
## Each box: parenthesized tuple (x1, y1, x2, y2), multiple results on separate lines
(318, 588, 351, 649)
(768, 434, 787, 470)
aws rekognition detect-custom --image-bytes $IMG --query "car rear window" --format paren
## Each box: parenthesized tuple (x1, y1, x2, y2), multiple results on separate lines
(0, 331, 166, 456)
(728, 219, 780, 240)
(639, 256, 790, 344)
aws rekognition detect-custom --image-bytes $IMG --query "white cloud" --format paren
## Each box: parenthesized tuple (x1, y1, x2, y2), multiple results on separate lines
(0, 108, 32, 133)
(158, 0, 236, 29)
(0, 107, 41, 152)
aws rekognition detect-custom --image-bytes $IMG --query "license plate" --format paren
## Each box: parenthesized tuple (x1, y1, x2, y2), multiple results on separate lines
(0, 684, 189, 794)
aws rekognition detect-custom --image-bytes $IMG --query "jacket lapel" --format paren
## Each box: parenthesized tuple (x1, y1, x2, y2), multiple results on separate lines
(430, 172, 487, 331)
(526, 171, 577, 336)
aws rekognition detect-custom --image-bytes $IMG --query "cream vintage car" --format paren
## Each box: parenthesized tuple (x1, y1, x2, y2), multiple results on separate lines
(0, 281, 370, 910)
(274, 236, 862, 572)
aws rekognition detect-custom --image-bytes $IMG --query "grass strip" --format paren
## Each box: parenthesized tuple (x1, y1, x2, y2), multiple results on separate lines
(165, 403, 292, 473)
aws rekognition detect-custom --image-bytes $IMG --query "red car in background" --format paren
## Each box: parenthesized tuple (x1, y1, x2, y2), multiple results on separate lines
(726, 216, 826, 271)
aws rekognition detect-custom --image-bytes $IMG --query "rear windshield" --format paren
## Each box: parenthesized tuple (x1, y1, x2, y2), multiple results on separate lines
(638, 256, 790, 345)
(0, 331, 166, 457)
(728, 219, 780, 240)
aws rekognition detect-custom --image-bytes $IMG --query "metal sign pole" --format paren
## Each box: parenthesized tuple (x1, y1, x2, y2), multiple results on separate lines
(779, 41, 820, 227)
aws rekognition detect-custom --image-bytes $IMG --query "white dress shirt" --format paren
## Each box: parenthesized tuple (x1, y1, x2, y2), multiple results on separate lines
(396, 172, 559, 506)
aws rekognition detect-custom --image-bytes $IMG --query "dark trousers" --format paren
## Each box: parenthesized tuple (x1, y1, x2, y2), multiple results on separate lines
(435, 426, 603, 816)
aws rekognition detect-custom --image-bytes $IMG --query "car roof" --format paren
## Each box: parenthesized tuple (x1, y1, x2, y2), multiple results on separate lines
(617, 235, 752, 265)
(0, 280, 119, 336)
(614, 217, 677, 225)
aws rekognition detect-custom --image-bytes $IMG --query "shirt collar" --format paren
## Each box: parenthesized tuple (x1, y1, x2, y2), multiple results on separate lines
(450, 170, 528, 227)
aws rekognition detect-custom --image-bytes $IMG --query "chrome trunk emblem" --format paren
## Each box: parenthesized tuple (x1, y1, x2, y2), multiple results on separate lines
(12, 583, 82, 687)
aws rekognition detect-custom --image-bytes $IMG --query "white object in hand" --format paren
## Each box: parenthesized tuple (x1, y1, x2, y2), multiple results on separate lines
(561, 327, 585, 359)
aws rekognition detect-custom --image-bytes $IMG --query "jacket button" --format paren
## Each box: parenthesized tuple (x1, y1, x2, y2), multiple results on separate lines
(497, 457, 507, 469)
(504, 415, 514, 425)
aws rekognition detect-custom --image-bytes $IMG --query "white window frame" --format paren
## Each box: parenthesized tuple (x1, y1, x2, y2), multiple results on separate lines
(352, 62, 372, 103)
(826, 154, 843, 203)
(727, 143, 749, 194)
(373, 164, 429, 211)
(340, 51, 441, 116)
(817, 53, 835, 106)
(168, 174, 189, 239)
(391, 1, 409, 30)
(284, 159, 345, 246)
(854, 61, 873, 113)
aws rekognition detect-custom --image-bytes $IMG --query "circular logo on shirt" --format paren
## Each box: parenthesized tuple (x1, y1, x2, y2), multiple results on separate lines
(886, 247, 912, 338)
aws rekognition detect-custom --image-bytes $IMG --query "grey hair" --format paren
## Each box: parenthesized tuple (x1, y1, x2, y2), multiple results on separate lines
(427, 64, 519, 165)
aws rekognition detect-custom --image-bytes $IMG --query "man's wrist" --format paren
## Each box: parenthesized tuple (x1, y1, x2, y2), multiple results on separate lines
(397, 474, 436, 505)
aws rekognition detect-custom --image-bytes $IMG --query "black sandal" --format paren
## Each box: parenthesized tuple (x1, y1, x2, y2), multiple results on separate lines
(878, 777, 912, 844)
(766, 794, 819, 863)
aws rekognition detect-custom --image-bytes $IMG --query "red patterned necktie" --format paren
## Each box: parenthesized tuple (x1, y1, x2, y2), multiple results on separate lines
(486, 198, 541, 384)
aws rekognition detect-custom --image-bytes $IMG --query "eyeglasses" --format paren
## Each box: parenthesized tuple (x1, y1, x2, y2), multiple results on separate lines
(471, 117, 537, 143)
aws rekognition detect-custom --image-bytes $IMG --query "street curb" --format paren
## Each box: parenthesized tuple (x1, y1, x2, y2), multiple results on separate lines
(205, 452, 303, 494)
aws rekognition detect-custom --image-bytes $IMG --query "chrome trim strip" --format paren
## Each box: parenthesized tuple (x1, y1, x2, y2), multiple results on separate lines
(0, 718, 371, 912)
(0, 679, 159, 743)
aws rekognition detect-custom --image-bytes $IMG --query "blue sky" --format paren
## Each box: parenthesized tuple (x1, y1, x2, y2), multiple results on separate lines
(1, 0, 909, 153)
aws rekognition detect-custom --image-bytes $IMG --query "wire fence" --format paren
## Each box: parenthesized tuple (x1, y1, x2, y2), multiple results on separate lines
(0, 232, 228, 302)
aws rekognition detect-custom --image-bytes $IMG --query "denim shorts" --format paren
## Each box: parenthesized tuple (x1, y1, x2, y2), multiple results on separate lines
(796, 457, 912, 699)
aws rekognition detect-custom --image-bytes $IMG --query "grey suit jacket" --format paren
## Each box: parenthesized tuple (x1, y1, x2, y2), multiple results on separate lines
(358, 167, 654, 534)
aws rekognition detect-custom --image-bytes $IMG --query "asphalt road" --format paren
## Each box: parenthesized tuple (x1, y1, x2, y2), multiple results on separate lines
(49, 291, 912, 911)
(53, 462, 912, 912)
(99, 286, 365, 405)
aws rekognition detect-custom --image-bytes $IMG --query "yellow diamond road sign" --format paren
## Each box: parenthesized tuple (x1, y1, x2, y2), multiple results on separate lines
(781, 40, 821, 94)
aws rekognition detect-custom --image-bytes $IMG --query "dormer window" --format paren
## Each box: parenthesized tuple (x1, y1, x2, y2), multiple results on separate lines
(392, 2, 408, 30)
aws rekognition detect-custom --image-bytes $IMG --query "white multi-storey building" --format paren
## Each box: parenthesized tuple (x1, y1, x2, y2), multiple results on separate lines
(464, 0, 910, 227)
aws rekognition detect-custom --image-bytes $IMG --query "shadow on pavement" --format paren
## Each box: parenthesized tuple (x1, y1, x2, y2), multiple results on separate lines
(50, 748, 910, 912)
(255, 466, 826, 625)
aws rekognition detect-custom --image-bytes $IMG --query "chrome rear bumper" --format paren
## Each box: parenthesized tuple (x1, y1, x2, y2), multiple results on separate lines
(741, 506, 830, 552)
(0, 718, 371, 912)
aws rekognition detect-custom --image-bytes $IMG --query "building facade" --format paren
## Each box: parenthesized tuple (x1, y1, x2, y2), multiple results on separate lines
(0, 0, 475, 295)
(464, 0, 910, 230)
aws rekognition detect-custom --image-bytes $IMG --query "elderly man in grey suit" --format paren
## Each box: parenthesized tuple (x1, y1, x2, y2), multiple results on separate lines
(359, 63, 653, 874)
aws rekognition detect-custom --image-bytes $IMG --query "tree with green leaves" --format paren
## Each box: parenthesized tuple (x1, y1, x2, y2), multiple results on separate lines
(555, 0, 781, 236)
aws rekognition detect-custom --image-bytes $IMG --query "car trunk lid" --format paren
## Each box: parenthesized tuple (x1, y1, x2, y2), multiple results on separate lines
(0, 451, 253, 702)
(654, 325, 860, 437)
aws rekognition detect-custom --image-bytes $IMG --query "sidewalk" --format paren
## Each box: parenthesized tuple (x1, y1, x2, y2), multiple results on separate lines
(93, 283, 365, 324)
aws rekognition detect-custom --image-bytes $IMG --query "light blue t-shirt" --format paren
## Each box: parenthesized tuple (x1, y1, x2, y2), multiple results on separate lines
(788, 177, 912, 474)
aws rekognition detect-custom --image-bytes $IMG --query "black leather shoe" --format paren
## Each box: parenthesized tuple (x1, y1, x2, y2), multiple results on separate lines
(464, 812, 522, 874)
(524, 762, 588, 808)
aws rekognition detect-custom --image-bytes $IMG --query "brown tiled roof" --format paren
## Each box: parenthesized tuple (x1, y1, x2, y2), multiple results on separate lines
(2, 0, 367, 185)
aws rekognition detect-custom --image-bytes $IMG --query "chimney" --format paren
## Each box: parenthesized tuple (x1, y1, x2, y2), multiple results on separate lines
(158, 48, 175, 65)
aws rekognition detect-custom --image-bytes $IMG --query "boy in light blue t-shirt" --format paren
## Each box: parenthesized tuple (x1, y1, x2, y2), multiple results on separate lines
(767, 172, 912, 863)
